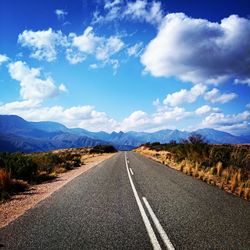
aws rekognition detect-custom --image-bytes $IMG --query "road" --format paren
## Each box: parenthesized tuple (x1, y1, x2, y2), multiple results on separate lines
(0, 152, 250, 249)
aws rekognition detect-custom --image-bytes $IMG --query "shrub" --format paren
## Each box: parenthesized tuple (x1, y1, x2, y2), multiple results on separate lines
(32, 153, 61, 174)
(0, 153, 38, 181)
(0, 168, 11, 191)
(0, 168, 29, 200)
(90, 145, 117, 154)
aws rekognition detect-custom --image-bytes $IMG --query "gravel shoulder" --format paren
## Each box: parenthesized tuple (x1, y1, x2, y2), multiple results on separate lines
(0, 153, 114, 229)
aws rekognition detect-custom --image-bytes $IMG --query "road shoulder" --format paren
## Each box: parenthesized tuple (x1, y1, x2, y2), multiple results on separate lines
(0, 153, 115, 229)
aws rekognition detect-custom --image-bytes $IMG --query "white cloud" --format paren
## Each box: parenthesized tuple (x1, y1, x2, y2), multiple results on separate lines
(0, 100, 40, 111)
(127, 42, 144, 57)
(8, 61, 62, 101)
(58, 84, 67, 92)
(201, 111, 250, 134)
(65, 48, 86, 64)
(163, 84, 207, 106)
(92, 0, 163, 26)
(234, 78, 250, 87)
(141, 14, 250, 84)
(124, 0, 147, 18)
(0, 54, 9, 65)
(104, 0, 121, 9)
(119, 106, 192, 132)
(195, 105, 220, 115)
(92, 0, 122, 24)
(96, 36, 124, 61)
(55, 9, 68, 19)
(89, 64, 99, 69)
(70, 27, 102, 54)
(204, 88, 237, 103)
(17, 26, 124, 70)
(121, 110, 150, 131)
(18, 28, 68, 62)
(69, 26, 124, 67)
(246, 103, 250, 109)
(124, 0, 162, 25)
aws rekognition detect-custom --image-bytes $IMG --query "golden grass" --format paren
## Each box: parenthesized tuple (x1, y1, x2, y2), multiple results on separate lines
(230, 173, 237, 193)
(134, 146, 250, 201)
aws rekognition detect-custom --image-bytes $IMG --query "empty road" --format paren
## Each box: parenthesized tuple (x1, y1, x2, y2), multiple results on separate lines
(0, 152, 250, 249)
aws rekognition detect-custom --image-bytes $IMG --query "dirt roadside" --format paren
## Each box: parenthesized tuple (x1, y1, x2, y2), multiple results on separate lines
(0, 153, 114, 229)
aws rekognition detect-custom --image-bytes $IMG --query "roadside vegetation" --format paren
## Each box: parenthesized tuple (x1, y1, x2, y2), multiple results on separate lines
(134, 134, 250, 200)
(0, 145, 117, 201)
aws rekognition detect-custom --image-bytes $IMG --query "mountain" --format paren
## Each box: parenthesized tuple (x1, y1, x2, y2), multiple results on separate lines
(194, 128, 243, 144)
(30, 121, 69, 133)
(0, 115, 60, 139)
(0, 115, 109, 152)
(0, 115, 249, 153)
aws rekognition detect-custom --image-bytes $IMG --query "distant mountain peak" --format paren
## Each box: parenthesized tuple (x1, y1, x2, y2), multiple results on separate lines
(0, 114, 249, 153)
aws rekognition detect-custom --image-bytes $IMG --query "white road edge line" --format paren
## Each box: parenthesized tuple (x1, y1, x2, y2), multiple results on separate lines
(129, 168, 134, 176)
(124, 152, 161, 250)
(143, 197, 175, 250)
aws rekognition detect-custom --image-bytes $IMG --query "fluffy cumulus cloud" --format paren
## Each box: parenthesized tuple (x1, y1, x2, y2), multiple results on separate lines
(204, 88, 237, 103)
(163, 84, 207, 106)
(121, 110, 150, 131)
(119, 106, 193, 132)
(201, 111, 250, 134)
(92, 0, 163, 25)
(8, 61, 65, 101)
(17, 26, 124, 69)
(68, 26, 124, 67)
(0, 54, 9, 65)
(141, 13, 250, 84)
(70, 27, 102, 54)
(162, 84, 237, 107)
(195, 105, 220, 115)
(18, 28, 68, 62)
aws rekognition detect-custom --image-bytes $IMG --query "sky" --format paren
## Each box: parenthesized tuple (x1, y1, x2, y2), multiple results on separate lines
(0, 0, 250, 135)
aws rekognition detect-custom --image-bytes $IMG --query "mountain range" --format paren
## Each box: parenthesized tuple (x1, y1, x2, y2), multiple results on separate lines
(0, 115, 249, 152)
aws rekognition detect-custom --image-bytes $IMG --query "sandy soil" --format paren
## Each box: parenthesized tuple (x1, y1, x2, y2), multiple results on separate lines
(0, 153, 114, 229)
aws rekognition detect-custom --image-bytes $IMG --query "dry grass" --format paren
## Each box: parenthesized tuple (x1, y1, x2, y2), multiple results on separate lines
(0, 146, 116, 201)
(134, 146, 250, 201)
(216, 162, 223, 176)
(230, 173, 238, 193)
(0, 169, 11, 191)
(0, 169, 29, 200)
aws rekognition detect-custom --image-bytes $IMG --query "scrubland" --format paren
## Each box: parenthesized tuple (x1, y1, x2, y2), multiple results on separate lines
(134, 135, 250, 200)
(0, 145, 117, 201)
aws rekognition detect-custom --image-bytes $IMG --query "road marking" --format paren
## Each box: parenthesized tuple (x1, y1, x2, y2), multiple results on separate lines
(129, 168, 134, 175)
(143, 197, 175, 250)
(124, 153, 161, 250)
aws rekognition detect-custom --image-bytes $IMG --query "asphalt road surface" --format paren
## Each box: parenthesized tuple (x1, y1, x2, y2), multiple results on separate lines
(0, 152, 250, 250)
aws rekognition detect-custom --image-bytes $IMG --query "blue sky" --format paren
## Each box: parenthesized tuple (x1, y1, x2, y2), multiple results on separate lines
(0, 0, 250, 134)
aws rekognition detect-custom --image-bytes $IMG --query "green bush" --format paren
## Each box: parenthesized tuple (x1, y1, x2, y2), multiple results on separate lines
(31, 153, 62, 174)
(0, 153, 37, 181)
